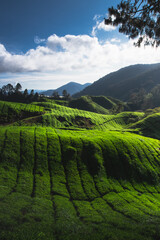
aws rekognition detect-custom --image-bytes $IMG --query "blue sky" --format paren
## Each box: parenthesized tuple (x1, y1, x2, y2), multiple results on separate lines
(0, 0, 160, 90)
(0, 0, 118, 52)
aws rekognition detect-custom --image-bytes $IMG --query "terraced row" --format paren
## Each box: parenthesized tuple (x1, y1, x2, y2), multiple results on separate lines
(0, 126, 160, 240)
(30, 102, 144, 130)
(0, 100, 44, 124)
(0, 100, 146, 132)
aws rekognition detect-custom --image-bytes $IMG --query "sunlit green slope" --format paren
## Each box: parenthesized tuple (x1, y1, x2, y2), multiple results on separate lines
(130, 112, 160, 140)
(0, 100, 160, 240)
(12, 101, 143, 131)
(0, 101, 44, 124)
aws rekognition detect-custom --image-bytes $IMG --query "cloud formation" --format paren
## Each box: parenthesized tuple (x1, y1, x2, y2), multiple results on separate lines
(91, 15, 116, 37)
(92, 20, 116, 37)
(34, 36, 46, 44)
(0, 33, 160, 89)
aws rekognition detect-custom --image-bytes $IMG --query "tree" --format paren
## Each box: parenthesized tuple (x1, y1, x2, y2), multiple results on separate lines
(52, 91, 60, 99)
(62, 89, 71, 100)
(105, 0, 160, 47)
(1, 85, 7, 96)
(30, 89, 34, 96)
(62, 89, 68, 98)
(34, 92, 39, 101)
(6, 84, 14, 95)
(23, 89, 28, 98)
(15, 83, 22, 93)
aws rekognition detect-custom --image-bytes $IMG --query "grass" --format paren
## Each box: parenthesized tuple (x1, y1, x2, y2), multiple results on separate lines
(0, 100, 44, 124)
(1, 99, 160, 239)
(17, 101, 144, 131)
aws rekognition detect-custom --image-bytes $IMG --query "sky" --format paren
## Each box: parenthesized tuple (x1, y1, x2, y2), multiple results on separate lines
(0, 0, 160, 90)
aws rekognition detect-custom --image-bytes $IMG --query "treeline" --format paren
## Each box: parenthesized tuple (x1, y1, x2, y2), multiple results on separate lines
(52, 89, 71, 100)
(0, 83, 40, 103)
(0, 83, 72, 103)
(129, 84, 160, 110)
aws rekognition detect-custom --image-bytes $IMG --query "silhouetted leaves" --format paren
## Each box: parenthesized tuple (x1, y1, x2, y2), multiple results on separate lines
(105, 0, 160, 47)
(0, 83, 40, 103)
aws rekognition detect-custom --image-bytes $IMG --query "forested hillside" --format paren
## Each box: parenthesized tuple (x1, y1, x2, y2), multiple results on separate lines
(74, 63, 160, 108)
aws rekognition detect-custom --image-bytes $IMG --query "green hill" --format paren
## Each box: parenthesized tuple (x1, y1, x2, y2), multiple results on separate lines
(0, 101, 44, 124)
(68, 95, 128, 114)
(130, 112, 160, 140)
(68, 96, 110, 114)
(1, 99, 160, 240)
(73, 63, 160, 102)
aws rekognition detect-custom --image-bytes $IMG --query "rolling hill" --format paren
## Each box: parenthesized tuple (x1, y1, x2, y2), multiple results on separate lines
(41, 82, 91, 96)
(68, 95, 128, 114)
(1, 99, 160, 240)
(73, 63, 160, 101)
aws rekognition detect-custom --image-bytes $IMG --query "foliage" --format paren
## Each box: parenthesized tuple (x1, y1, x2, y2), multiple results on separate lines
(0, 100, 44, 124)
(69, 96, 109, 114)
(0, 125, 160, 239)
(0, 83, 42, 103)
(62, 89, 71, 100)
(73, 63, 160, 108)
(1, 99, 160, 239)
(52, 91, 60, 99)
(105, 0, 160, 47)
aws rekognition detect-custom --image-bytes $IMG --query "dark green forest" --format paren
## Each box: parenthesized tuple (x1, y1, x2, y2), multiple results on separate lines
(0, 83, 40, 103)
(74, 63, 160, 110)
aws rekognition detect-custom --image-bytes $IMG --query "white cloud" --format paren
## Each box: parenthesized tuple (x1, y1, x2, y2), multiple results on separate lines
(110, 38, 121, 43)
(91, 16, 116, 37)
(0, 34, 160, 89)
(34, 36, 46, 44)
(97, 21, 116, 32)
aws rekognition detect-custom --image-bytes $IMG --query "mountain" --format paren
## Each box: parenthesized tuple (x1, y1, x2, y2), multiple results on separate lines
(41, 82, 91, 96)
(73, 63, 160, 101)
(22, 89, 44, 94)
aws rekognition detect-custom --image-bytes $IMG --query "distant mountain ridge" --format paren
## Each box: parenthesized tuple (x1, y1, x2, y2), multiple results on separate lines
(27, 89, 44, 94)
(41, 82, 91, 96)
(73, 63, 160, 101)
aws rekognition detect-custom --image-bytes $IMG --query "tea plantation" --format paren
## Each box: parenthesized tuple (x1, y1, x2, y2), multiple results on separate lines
(1, 100, 160, 240)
